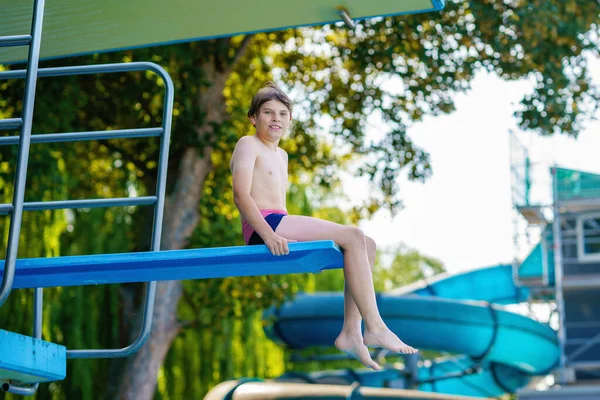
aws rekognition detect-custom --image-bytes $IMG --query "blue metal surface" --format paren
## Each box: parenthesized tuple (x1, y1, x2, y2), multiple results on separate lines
(266, 264, 560, 397)
(0, 241, 342, 289)
(0, 329, 65, 384)
(518, 242, 555, 284)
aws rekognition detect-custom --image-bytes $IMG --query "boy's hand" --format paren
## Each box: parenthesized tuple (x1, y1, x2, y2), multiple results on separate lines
(264, 233, 296, 256)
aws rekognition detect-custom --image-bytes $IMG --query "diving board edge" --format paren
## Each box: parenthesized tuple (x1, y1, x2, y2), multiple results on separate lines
(1, 241, 343, 289)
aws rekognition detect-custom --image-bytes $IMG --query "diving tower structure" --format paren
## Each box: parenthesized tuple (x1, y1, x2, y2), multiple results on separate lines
(511, 143, 600, 398)
(0, 0, 446, 396)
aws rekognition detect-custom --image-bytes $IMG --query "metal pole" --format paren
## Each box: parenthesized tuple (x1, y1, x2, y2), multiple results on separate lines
(5, 383, 39, 396)
(337, 9, 356, 29)
(542, 234, 549, 287)
(33, 287, 43, 338)
(552, 166, 567, 374)
(0, 0, 45, 307)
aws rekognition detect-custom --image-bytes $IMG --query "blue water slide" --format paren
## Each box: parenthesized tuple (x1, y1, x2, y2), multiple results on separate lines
(265, 265, 559, 397)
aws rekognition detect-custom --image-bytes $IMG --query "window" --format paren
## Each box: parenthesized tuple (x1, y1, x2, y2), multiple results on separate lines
(577, 213, 600, 262)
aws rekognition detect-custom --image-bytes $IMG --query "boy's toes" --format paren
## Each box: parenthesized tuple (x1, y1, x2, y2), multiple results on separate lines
(369, 360, 382, 370)
(400, 344, 418, 354)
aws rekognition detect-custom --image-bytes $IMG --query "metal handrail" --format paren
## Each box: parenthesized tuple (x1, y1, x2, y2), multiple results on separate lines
(0, 2, 173, 394)
(67, 62, 173, 359)
(1, 0, 46, 395)
(0, 35, 32, 48)
(552, 166, 568, 378)
(0, 127, 163, 145)
(0, 197, 158, 214)
(0, 61, 174, 362)
(0, 118, 23, 130)
(0, 0, 45, 309)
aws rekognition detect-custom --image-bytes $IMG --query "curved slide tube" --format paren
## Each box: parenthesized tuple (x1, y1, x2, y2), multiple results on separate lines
(264, 264, 559, 398)
(204, 379, 495, 400)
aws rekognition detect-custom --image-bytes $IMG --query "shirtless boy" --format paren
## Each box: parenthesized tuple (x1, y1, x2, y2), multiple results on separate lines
(230, 82, 417, 370)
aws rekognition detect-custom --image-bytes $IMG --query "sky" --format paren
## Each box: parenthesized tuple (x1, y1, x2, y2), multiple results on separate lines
(346, 58, 600, 274)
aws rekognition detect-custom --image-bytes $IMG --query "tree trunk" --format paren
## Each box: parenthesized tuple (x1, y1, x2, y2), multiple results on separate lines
(113, 64, 232, 399)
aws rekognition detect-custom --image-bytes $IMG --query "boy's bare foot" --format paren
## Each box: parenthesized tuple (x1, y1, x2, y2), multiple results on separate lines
(363, 326, 418, 354)
(335, 331, 381, 370)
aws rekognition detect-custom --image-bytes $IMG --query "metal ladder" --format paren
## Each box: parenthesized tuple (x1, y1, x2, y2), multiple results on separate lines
(0, 0, 174, 395)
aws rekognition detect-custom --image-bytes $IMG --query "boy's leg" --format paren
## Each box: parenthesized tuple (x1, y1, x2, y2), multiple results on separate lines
(337, 236, 377, 365)
(275, 216, 417, 368)
(342, 236, 376, 332)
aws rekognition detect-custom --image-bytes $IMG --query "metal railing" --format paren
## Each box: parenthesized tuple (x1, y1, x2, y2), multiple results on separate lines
(0, 0, 45, 309)
(0, 2, 174, 394)
(0, 62, 174, 352)
(0, 0, 46, 394)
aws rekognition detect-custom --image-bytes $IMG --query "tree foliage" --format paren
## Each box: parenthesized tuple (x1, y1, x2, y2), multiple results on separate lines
(373, 245, 445, 292)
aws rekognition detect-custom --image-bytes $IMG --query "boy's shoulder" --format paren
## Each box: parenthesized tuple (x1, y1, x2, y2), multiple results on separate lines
(235, 134, 258, 149)
(277, 147, 288, 158)
(237, 134, 255, 143)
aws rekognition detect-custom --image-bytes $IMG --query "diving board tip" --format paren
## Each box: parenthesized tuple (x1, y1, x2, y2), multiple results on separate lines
(0, 329, 66, 386)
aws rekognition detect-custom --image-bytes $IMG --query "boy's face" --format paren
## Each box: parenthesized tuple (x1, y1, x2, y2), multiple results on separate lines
(250, 100, 292, 140)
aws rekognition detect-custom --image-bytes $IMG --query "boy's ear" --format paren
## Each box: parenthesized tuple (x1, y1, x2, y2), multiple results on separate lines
(249, 114, 257, 126)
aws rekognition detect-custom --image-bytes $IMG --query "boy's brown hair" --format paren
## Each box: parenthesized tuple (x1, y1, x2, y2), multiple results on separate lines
(247, 82, 292, 118)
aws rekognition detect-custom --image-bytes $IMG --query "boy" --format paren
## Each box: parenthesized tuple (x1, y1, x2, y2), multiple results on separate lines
(230, 82, 417, 370)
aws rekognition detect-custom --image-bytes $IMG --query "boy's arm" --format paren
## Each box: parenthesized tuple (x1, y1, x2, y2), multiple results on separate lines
(231, 137, 277, 241)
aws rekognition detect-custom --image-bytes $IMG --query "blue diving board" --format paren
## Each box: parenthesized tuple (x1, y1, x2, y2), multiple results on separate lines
(0, 241, 343, 289)
(0, 330, 66, 385)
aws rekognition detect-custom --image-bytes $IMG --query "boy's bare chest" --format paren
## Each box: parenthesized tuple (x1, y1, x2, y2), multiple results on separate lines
(254, 153, 286, 182)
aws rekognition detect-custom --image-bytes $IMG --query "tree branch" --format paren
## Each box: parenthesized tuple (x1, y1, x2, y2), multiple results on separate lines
(225, 34, 254, 76)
